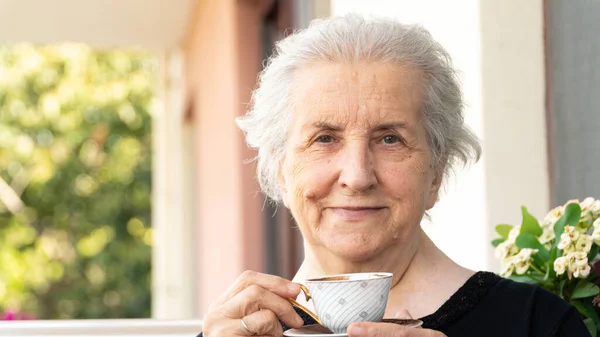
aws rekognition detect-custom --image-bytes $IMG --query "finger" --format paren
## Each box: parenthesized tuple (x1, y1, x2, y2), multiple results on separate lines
(213, 270, 300, 307)
(212, 270, 301, 307)
(347, 322, 443, 337)
(223, 284, 305, 329)
(242, 309, 283, 336)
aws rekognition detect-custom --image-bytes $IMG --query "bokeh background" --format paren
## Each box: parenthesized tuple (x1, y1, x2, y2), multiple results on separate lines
(0, 45, 154, 318)
(0, 0, 599, 323)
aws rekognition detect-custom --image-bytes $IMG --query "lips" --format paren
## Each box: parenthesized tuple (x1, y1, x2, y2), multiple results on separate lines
(329, 207, 385, 221)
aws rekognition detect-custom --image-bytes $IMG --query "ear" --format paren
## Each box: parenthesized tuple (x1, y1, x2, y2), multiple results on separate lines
(426, 163, 445, 210)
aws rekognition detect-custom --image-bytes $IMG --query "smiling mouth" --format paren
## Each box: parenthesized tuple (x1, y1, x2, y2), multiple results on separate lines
(329, 207, 385, 221)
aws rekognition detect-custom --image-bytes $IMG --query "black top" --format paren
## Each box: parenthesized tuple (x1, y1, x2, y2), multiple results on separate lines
(197, 271, 591, 336)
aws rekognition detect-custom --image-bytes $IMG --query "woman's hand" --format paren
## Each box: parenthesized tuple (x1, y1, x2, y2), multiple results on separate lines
(347, 310, 446, 337)
(202, 270, 305, 337)
(347, 324, 446, 337)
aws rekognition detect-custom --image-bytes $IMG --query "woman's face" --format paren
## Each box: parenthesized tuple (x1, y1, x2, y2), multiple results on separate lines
(279, 62, 443, 262)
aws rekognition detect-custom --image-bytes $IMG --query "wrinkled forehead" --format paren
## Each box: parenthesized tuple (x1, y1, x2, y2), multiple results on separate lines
(289, 62, 427, 129)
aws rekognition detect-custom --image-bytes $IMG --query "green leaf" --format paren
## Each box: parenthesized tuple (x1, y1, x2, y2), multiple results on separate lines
(545, 247, 558, 280)
(554, 203, 582, 248)
(520, 206, 542, 236)
(573, 300, 600, 334)
(589, 245, 599, 262)
(508, 275, 538, 284)
(573, 300, 589, 317)
(572, 281, 600, 299)
(495, 224, 513, 239)
(491, 238, 506, 247)
(584, 318, 597, 337)
(515, 233, 550, 261)
(532, 255, 547, 271)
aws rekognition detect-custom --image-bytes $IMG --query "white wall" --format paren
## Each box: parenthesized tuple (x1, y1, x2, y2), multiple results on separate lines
(331, 0, 548, 272)
(152, 49, 197, 319)
(0, 0, 196, 49)
(478, 0, 549, 271)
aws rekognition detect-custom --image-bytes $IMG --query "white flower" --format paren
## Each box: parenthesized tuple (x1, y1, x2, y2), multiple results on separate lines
(554, 257, 568, 275)
(565, 199, 580, 206)
(495, 241, 512, 259)
(582, 197, 595, 209)
(508, 226, 521, 241)
(591, 200, 600, 216)
(543, 206, 563, 227)
(564, 244, 577, 254)
(500, 257, 515, 277)
(509, 244, 519, 256)
(570, 252, 589, 268)
(573, 264, 591, 279)
(575, 235, 593, 253)
(594, 218, 600, 230)
(568, 260, 578, 273)
(541, 217, 557, 228)
(581, 264, 591, 278)
(514, 248, 537, 263)
(564, 226, 580, 241)
(515, 261, 530, 275)
(538, 228, 556, 244)
(579, 212, 593, 227)
(558, 233, 572, 250)
(593, 229, 600, 245)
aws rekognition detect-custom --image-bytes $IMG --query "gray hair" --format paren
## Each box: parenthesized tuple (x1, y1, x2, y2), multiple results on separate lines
(237, 13, 482, 202)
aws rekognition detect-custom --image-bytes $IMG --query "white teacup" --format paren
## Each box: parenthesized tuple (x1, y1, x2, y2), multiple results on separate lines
(298, 272, 393, 334)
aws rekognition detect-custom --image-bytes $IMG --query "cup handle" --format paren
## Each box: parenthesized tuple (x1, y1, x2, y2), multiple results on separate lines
(287, 284, 323, 326)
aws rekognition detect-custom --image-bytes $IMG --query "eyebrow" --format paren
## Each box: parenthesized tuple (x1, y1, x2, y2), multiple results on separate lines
(372, 122, 408, 131)
(306, 122, 342, 131)
(303, 121, 408, 131)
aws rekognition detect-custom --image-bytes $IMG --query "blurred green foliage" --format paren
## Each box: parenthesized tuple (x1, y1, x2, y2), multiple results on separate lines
(0, 43, 156, 319)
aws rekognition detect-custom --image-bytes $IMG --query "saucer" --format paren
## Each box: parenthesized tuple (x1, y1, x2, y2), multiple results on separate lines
(283, 319, 423, 336)
(283, 324, 347, 337)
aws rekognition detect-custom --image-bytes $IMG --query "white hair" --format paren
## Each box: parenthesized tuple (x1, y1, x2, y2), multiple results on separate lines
(236, 13, 482, 201)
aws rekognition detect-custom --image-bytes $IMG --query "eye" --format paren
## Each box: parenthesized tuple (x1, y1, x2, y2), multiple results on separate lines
(315, 135, 335, 143)
(382, 134, 402, 145)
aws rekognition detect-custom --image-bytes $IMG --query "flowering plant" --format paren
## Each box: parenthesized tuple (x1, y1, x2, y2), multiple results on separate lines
(492, 198, 600, 336)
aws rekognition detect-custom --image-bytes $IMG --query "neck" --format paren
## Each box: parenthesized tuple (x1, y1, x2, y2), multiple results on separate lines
(293, 227, 474, 318)
(295, 227, 428, 287)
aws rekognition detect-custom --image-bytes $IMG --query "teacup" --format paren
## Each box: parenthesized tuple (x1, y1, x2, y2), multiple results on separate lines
(291, 272, 393, 334)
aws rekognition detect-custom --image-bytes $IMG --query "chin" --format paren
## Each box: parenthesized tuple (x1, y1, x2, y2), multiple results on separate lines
(321, 232, 387, 262)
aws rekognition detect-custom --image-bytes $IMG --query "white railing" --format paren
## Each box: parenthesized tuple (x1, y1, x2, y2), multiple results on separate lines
(0, 319, 203, 337)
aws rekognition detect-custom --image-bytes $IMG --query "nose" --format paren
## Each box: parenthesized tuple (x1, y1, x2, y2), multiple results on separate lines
(337, 143, 377, 193)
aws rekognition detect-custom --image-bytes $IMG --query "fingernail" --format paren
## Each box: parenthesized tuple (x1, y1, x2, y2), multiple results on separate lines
(348, 326, 364, 337)
(288, 283, 300, 292)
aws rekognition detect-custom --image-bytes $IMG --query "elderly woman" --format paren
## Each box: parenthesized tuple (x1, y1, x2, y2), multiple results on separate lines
(200, 14, 589, 337)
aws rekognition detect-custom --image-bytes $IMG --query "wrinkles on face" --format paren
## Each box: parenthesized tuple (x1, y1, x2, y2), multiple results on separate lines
(284, 150, 325, 235)
(280, 62, 440, 262)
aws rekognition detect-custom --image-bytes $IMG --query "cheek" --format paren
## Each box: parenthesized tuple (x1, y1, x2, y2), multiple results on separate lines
(379, 157, 432, 203)
(282, 157, 337, 235)
(284, 155, 335, 207)
(383, 171, 422, 200)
